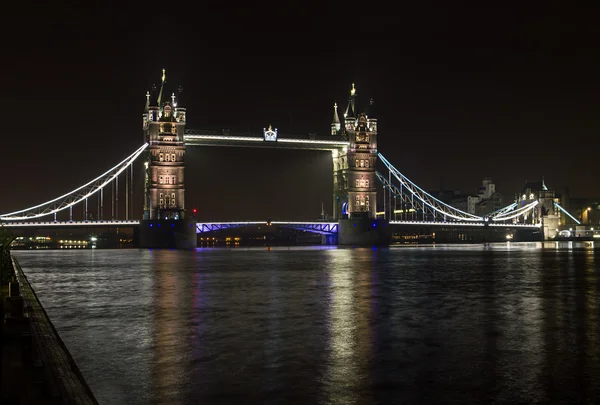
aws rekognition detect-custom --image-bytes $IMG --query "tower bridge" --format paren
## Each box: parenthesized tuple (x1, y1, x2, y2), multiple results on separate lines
(0, 70, 578, 248)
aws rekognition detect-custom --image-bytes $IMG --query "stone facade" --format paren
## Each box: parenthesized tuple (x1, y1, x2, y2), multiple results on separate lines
(142, 80, 187, 220)
(331, 85, 378, 220)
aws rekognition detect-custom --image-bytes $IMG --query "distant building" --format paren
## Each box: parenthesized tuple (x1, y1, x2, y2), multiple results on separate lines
(562, 197, 600, 226)
(451, 195, 481, 215)
(446, 178, 503, 215)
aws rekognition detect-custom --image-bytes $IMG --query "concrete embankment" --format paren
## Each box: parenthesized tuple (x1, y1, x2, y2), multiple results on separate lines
(1, 256, 98, 404)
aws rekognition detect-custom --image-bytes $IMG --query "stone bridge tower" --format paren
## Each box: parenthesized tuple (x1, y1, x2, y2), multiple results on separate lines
(142, 69, 187, 220)
(331, 84, 378, 220)
(140, 69, 196, 249)
(332, 84, 389, 245)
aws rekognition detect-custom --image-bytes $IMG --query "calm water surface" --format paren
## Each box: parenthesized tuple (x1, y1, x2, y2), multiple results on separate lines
(14, 242, 600, 404)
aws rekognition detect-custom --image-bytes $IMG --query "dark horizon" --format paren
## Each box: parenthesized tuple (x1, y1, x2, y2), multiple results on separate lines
(2, 4, 599, 219)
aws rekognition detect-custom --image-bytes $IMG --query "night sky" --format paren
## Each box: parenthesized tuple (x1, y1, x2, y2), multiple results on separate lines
(2, 4, 599, 221)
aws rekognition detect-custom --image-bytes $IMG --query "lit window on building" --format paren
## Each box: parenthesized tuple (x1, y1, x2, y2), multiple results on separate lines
(159, 176, 164, 184)
(171, 154, 176, 162)
(159, 153, 164, 162)
(355, 159, 359, 167)
(360, 160, 364, 167)
(365, 160, 369, 168)
(356, 179, 360, 187)
(171, 125, 177, 134)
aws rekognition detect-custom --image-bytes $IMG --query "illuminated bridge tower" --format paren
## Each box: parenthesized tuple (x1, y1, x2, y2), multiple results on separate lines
(139, 69, 196, 249)
(334, 84, 389, 245)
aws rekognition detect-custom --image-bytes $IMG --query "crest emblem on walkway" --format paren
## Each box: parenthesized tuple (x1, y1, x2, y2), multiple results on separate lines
(263, 125, 278, 141)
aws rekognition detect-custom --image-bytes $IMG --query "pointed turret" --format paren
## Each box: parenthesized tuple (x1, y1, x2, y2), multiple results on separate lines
(331, 102, 341, 135)
(144, 91, 150, 113)
(366, 98, 377, 132)
(157, 68, 166, 106)
(365, 98, 375, 118)
(344, 83, 357, 132)
(344, 83, 356, 118)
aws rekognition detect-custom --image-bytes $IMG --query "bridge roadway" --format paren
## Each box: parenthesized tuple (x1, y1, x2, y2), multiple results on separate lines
(1, 219, 540, 233)
(389, 220, 540, 228)
(0, 220, 141, 228)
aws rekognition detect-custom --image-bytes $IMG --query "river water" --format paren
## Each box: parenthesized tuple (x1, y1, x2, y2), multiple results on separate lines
(13, 242, 600, 404)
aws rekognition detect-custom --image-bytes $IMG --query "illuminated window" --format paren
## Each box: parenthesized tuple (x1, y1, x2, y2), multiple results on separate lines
(171, 154, 176, 162)
(165, 154, 171, 162)
(365, 159, 369, 168)
(360, 160, 364, 167)
(355, 159, 359, 167)
(171, 125, 177, 134)
(159, 176, 164, 184)
(356, 179, 360, 187)
(159, 153, 164, 162)
(366, 196, 370, 209)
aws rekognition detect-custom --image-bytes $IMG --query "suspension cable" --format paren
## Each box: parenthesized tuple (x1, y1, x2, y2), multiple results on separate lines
(0, 143, 148, 220)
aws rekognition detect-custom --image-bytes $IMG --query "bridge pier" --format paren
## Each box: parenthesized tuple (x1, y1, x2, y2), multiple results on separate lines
(321, 233, 338, 245)
(338, 217, 391, 246)
(138, 219, 197, 249)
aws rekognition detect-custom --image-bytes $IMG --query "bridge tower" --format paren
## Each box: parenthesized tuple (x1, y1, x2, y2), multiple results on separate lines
(333, 84, 389, 245)
(139, 69, 196, 248)
(143, 69, 187, 220)
(332, 84, 378, 220)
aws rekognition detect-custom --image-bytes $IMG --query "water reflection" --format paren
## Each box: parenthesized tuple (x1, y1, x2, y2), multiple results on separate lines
(324, 248, 374, 404)
(12, 244, 600, 405)
(151, 250, 188, 403)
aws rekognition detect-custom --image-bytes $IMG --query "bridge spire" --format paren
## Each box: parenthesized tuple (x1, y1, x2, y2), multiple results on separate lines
(157, 68, 166, 106)
(344, 83, 356, 118)
(331, 102, 341, 135)
(144, 91, 150, 113)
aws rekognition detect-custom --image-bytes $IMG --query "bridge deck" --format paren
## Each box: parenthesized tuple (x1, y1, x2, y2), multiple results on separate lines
(1, 220, 140, 228)
(184, 129, 348, 151)
(1, 219, 540, 231)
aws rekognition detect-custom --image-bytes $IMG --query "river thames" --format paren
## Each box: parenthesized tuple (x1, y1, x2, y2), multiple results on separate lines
(13, 242, 600, 404)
